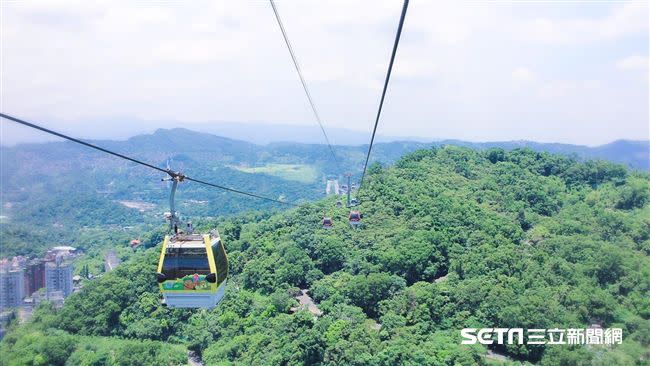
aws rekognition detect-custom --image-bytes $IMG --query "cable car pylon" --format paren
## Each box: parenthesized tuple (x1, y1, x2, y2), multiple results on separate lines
(344, 173, 362, 228)
(345, 173, 359, 208)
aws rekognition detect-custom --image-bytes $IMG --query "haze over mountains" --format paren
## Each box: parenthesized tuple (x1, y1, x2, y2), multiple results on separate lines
(4, 120, 403, 146)
(3, 125, 649, 169)
(4, 118, 649, 152)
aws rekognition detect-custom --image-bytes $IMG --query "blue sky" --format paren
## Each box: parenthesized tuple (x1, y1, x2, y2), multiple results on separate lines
(1, 0, 648, 146)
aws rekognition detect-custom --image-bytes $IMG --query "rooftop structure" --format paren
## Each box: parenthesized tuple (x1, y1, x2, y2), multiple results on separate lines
(44, 246, 77, 261)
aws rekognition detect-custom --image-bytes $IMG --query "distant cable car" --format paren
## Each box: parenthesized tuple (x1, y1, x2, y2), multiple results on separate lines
(156, 171, 228, 308)
(322, 216, 333, 229)
(349, 210, 362, 227)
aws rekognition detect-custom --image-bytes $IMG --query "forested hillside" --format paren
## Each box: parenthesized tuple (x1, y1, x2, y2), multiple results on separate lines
(2, 146, 648, 365)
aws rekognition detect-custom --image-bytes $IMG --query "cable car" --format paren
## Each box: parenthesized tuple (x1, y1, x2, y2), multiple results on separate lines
(322, 216, 333, 229)
(156, 171, 228, 308)
(157, 231, 228, 308)
(349, 210, 362, 227)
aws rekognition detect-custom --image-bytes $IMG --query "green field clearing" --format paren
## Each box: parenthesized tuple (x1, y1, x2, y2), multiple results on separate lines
(228, 163, 319, 183)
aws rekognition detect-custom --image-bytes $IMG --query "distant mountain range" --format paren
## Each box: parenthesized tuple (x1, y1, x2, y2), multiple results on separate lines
(2, 119, 407, 146)
(5, 118, 648, 159)
(4, 125, 648, 170)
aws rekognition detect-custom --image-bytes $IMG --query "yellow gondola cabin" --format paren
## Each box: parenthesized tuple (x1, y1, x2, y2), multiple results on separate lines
(156, 231, 228, 308)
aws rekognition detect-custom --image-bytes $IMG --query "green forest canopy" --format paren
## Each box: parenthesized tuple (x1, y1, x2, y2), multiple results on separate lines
(2, 146, 649, 365)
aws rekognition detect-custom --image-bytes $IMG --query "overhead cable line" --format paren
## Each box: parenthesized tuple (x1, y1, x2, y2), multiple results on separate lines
(0, 113, 298, 207)
(359, 0, 409, 189)
(269, 0, 341, 172)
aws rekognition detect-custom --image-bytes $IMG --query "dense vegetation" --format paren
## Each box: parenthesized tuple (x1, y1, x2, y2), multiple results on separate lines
(2, 146, 649, 365)
(1, 305, 187, 366)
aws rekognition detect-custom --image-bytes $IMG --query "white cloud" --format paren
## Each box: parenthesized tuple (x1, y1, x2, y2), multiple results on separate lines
(513, 2, 648, 44)
(0, 0, 648, 145)
(394, 57, 438, 79)
(538, 80, 601, 98)
(512, 67, 536, 83)
(617, 55, 649, 70)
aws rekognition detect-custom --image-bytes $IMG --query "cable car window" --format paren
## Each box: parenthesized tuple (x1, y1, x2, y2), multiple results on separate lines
(162, 247, 210, 278)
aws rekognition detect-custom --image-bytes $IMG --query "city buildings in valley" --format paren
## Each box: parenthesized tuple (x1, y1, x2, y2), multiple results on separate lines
(45, 256, 73, 298)
(0, 268, 25, 311)
(0, 245, 77, 311)
(24, 260, 45, 296)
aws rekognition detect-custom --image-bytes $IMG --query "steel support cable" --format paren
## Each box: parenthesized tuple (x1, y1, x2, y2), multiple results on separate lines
(1, 113, 298, 206)
(359, 0, 409, 189)
(269, 0, 342, 172)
